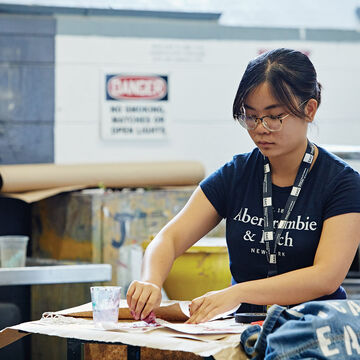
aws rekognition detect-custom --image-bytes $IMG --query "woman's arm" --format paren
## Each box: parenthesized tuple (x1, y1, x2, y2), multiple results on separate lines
(187, 212, 360, 323)
(126, 186, 222, 320)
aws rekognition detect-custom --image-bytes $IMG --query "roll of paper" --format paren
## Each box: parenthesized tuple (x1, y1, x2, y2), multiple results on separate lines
(0, 161, 205, 193)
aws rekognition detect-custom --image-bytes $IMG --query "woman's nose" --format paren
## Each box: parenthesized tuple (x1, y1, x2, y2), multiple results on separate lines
(254, 120, 271, 134)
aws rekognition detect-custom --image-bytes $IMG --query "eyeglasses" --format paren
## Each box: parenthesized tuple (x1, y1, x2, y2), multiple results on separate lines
(234, 100, 308, 132)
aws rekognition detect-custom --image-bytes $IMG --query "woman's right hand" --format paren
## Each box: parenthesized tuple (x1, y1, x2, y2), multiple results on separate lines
(126, 280, 162, 320)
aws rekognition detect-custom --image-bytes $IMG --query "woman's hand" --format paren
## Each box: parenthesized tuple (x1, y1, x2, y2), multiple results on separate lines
(186, 286, 240, 324)
(126, 280, 162, 320)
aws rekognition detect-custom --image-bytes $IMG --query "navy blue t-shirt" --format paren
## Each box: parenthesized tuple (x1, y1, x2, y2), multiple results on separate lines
(200, 145, 360, 301)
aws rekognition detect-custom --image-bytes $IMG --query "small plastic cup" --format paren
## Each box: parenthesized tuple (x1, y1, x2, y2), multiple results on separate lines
(0, 236, 29, 268)
(90, 286, 121, 328)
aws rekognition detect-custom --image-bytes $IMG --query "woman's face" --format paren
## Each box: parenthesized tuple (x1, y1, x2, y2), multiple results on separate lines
(244, 82, 311, 159)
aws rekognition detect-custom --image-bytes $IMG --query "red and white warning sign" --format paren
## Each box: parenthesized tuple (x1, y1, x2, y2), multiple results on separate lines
(101, 73, 169, 140)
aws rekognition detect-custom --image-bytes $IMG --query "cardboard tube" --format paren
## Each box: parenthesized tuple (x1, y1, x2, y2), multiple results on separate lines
(0, 161, 204, 193)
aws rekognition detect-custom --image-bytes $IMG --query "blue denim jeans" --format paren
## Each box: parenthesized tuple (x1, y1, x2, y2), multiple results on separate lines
(241, 300, 360, 359)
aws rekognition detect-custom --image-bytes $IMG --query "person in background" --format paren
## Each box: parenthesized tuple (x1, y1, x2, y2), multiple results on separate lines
(127, 48, 360, 323)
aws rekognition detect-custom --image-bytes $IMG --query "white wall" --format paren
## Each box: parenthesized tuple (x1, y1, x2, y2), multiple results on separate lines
(55, 36, 360, 175)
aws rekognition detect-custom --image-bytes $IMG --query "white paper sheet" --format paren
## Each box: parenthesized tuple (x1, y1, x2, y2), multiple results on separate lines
(179, 301, 240, 321)
(41, 311, 247, 336)
(156, 318, 248, 335)
(7, 320, 243, 359)
(0, 299, 249, 359)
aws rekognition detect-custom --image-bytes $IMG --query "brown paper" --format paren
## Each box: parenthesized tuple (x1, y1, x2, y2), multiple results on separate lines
(67, 301, 188, 323)
(0, 319, 242, 357)
(0, 328, 28, 349)
(0, 185, 88, 203)
(0, 161, 204, 194)
(0, 301, 243, 358)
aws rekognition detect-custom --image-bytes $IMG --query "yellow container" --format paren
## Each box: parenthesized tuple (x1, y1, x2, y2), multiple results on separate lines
(143, 237, 232, 300)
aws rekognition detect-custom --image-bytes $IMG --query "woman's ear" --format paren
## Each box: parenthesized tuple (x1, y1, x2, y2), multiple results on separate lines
(305, 99, 318, 123)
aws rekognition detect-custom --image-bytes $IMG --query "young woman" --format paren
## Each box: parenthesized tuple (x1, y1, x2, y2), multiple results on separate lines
(127, 48, 360, 324)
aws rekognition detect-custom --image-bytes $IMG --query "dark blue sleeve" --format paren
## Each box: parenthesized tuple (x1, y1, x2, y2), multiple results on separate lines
(200, 169, 227, 219)
(323, 168, 360, 220)
(200, 159, 235, 219)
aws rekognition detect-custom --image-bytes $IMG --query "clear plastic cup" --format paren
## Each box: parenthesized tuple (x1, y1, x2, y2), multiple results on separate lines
(90, 286, 121, 328)
(0, 236, 29, 268)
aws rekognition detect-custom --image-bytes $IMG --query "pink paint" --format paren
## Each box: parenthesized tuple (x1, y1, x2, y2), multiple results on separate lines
(143, 311, 156, 324)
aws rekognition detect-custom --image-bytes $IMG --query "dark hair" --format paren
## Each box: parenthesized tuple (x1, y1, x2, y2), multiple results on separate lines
(233, 48, 322, 119)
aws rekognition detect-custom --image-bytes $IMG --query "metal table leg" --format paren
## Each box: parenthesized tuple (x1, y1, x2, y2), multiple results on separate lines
(127, 344, 141, 359)
(67, 338, 82, 360)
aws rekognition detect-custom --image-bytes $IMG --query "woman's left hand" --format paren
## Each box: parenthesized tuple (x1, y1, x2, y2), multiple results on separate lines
(186, 286, 240, 324)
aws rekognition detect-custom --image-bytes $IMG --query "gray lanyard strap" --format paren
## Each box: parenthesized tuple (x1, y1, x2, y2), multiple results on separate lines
(263, 141, 315, 277)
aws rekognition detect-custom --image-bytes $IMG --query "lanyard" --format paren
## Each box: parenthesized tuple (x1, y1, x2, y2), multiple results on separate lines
(263, 140, 315, 277)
